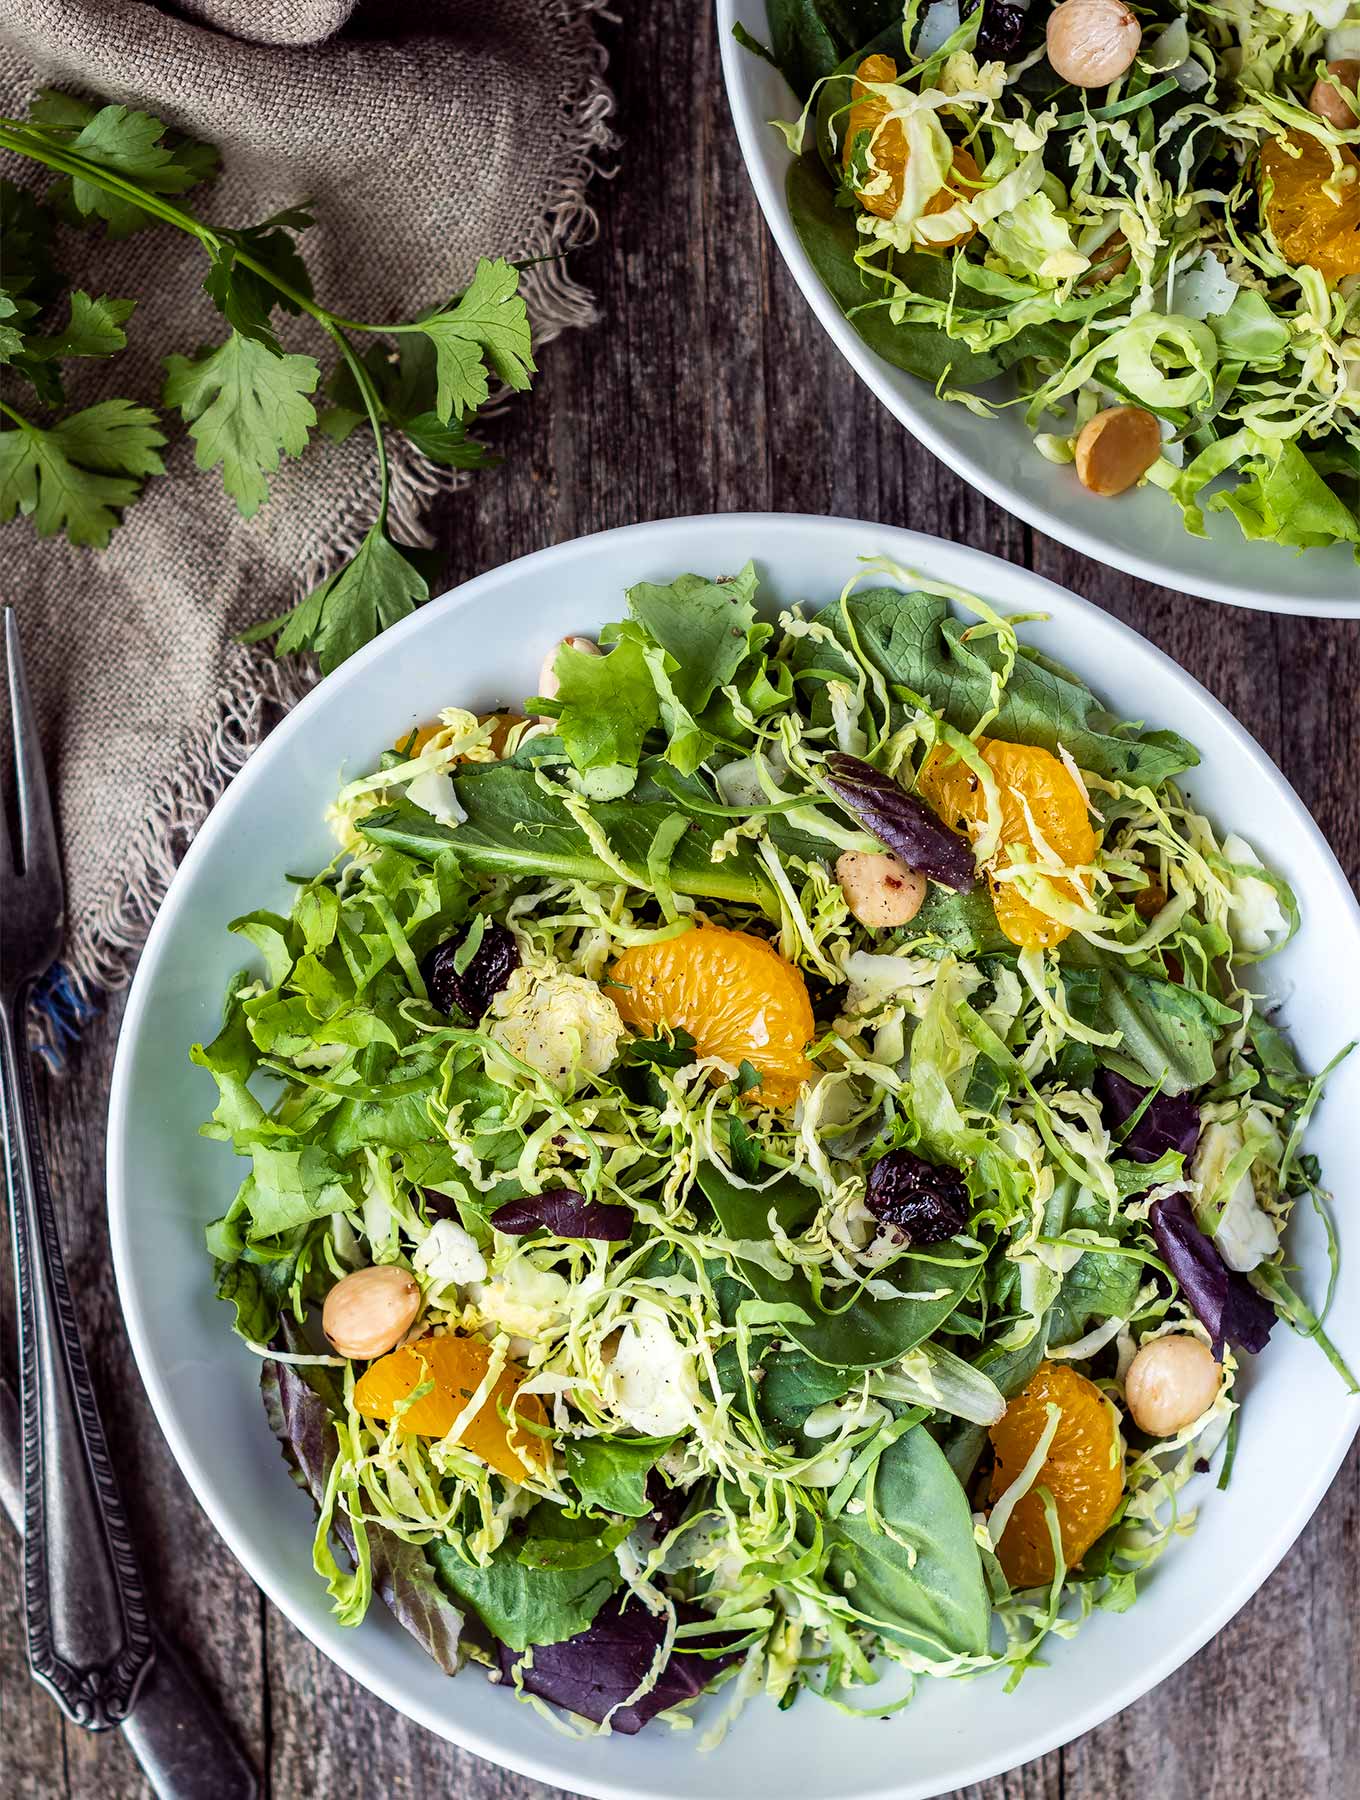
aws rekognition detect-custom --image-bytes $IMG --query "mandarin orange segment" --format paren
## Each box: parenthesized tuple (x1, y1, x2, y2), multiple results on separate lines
(353, 1333, 549, 1481)
(610, 925, 815, 1107)
(843, 55, 978, 245)
(918, 738, 1096, 949)
(1261, 133, 1360, 283)
(987, 1361, 1124, 1588)
(481, 711, 522, 758)
(397, 711, 522, 759)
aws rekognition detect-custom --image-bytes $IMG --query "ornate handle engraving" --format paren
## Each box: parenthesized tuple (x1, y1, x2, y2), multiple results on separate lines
(1, 1001, 154, 1728)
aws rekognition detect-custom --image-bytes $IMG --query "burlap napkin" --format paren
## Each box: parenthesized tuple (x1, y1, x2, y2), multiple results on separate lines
(0, 0, 614, 1050)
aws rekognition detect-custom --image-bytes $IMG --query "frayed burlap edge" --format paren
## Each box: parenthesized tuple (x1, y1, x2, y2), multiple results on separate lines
(37, 0, 618, 1059)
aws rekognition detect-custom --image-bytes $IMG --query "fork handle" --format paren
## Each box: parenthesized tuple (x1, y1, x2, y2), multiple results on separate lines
(0, 998, 154, 1728)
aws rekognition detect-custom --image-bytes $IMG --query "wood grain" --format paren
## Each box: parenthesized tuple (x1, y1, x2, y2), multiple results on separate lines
(1, 5, 1357, 1798)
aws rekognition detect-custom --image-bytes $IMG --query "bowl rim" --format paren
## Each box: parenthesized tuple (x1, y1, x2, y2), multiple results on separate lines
(106, 513, 1360, 1799)
(714, 0, 1360, 620)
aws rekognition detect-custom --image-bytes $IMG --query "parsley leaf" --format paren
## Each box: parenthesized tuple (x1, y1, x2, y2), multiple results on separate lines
(204, 208, 316, 353)
(264, 524, 429, 673)
(163, 332, 319, 515)
(319, 340, 496, 469)
(399, 412, 498, 469)
(0, 293, 27, 362)
(1, 289, 136, 406)
(0, 179, 58, 308)
(0, 399, 166, 547)
(22, 290, 137, 362)
(322, 335, 440, 429)
(0, 91, 533, 664)
(28, 91, 219, 236)
(413, 258, 534, 422)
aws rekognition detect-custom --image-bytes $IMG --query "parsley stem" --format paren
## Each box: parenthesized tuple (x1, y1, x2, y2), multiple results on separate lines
(0, 121, 421, 343)
(0, 121, 220, 250)
(322, 323, 389, 527)
(225, 250, 416, 337)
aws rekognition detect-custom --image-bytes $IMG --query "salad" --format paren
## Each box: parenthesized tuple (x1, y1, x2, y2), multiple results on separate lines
(743, 1, 1360, 554)
(197, 561, 1353, 1739)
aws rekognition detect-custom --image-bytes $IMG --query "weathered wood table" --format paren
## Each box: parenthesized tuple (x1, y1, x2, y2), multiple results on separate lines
(3, 8, 1357, 1798)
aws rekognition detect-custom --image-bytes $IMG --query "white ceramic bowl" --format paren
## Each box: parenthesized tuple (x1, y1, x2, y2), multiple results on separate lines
(716, 4, 1360, 617)
(108, 515, 1360, 1800)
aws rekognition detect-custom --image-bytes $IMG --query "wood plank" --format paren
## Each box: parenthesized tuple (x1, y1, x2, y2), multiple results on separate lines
(0, 990, 266, 1800)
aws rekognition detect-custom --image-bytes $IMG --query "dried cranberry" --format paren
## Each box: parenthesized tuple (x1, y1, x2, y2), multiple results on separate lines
(970, 0, 1029, 61)
(422, 921, 519, 1018)
(865, 1149, 969, 1244)
(645, 1468, 691, 1537)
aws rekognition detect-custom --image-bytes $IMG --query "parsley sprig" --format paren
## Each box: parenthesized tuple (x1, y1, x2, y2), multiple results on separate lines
(0, 92, 535, 669)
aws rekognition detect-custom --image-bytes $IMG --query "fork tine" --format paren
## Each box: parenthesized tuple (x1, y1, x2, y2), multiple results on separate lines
(4, 608, 63, 902)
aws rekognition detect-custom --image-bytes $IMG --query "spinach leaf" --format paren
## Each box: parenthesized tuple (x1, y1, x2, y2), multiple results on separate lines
(909, 882, 1010, 956)
(359, 762, 776, 913)
(786, 154, 1018, 387)
(767, 0, 906, 99)
(794, 585, 1199, 787)
(431, 1501, 620, 1652)
(758, 1349, 855, 1432)
(565, 1436, 674, 1518)
(1247, 1011, 1313, 1102)
(820, 1422, 990, 1657)
(698, 1163, 980, 1369)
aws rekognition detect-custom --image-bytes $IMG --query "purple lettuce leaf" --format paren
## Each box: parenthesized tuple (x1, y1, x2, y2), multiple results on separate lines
(491, 1187, 633, 1241)
(1096, 1069, 1201, 1165)
(823, 753, 976, 893)
(261, 1356, 464, 1674)
(1149, 1194, 1276, 1359)
(495, 1593, 739, 1733)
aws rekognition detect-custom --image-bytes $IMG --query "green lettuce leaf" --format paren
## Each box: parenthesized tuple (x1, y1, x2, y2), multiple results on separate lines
(795, 585, 1199, 786)
(360, 763, 777, 913)
(431, 1501, 620, 1650)
(551, 631, 660, 776)
(1064, 941, 1238, 1095)
(1209, 439, 1360, 553)
(564, 1436, 674, 1518)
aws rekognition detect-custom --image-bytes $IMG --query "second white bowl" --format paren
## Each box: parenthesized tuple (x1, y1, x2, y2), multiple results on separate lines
(716, 2, 1360, 616)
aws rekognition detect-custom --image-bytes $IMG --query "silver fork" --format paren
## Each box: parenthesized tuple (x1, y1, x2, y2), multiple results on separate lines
(1, 606, 154, 1726)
